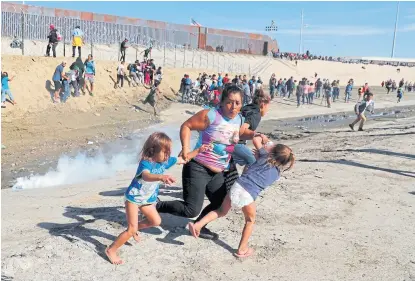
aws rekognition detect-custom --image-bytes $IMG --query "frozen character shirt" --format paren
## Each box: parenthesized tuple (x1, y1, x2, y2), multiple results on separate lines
(125, 157, 177, 205)
(194, 108, 243, 171)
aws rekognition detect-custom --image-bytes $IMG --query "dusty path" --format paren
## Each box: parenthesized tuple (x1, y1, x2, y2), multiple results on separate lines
(2, 113, 415, 281)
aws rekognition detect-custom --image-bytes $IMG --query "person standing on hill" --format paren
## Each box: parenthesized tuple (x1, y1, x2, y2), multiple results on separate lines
(141, 47, 152, 60)
(84, 54, 95, 96)
(46, 24, 59, 58)
(120, 39, 129, 61)
(1, 72, 16, 108)
(315, 78, 322, 98)
(52, 61, 68, 103)
(72, 26, 84, 58)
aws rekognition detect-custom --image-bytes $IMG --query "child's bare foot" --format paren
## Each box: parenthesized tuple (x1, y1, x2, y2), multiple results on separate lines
(188, 222, 200, 238)
(133, 232, 141, 242)
(105, 246, 123, 265)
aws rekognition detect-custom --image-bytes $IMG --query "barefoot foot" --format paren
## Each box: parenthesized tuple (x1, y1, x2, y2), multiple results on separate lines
(105, 246, 123, 265)
(133, 232, 141, 242)
(188, 222, 200, 238)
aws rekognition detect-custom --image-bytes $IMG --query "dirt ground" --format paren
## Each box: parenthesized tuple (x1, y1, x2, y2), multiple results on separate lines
(1, 112, 414, 281)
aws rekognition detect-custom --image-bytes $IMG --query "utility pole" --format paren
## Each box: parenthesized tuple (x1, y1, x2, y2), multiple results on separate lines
(391, 1, 400, 58)
(299, 9, 304, 54)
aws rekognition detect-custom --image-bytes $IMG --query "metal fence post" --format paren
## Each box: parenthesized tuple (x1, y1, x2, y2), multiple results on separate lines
(63, 19, 66, 57)
(164, 42, 166, 67)
(135, 47, 138, 61)
(91, 39, 94, 57)
(21, 12, 24, 55)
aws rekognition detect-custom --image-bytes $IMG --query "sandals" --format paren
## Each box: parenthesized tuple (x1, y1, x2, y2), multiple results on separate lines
(234, 248, 255, 259)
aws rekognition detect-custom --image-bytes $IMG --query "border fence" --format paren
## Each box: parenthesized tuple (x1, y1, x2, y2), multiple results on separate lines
(1, 2, 278, 65)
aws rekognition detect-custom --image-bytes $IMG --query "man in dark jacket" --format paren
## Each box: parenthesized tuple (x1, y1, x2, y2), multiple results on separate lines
(46, 24, 59, 57)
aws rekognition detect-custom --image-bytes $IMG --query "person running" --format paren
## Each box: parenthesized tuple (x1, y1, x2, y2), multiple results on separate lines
(385, 79, 392, 94)
(105, 132, 208, 265)
(84, 54, 95, 96)
(143, 82, 162, 116)
(188, 140, 295, 258)
(115, 61, 126, 88)
(233, 89, 270, 169)
(1, 72, 16, 108)
(156, 85, 266, 240)
(71, 25, 83, 58)
(120, 39, 128, 61)
(52, 61, 68, 103)
(128, 60, 139, 87)
(68, 65, 80, 97)
(349, 92, 374, 131)
(397, 87, 403, 103)
(46, 24, 59, 58)
(154, 67, 163, 85)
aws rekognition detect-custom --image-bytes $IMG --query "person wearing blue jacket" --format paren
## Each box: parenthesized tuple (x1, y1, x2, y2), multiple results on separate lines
(344, 80, 353, 103)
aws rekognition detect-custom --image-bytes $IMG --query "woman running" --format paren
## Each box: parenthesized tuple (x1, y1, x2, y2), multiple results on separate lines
(156, 85, 268, 240)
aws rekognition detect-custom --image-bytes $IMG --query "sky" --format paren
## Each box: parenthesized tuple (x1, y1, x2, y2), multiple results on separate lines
(16, 1, 415, 58)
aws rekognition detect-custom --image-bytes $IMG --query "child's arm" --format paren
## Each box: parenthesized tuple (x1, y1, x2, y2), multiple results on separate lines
(253, 135, 264, 150)
(177, 144, 210, 164)
(141, 170, 175, 185)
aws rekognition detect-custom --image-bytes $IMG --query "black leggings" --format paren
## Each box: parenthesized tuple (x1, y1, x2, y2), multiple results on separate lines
(120, 49, 126, 61)
(157, 160, 229, 221)
(72, 46, 81, 57)
(46, 43, 57, 57)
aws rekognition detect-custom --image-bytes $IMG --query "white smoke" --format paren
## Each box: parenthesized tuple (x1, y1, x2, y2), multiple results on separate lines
(12, 124, 197, 190)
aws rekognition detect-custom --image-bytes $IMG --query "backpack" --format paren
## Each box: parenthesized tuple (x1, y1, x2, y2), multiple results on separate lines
(56, 31, 62, 41)
(127, 64, 132, 71)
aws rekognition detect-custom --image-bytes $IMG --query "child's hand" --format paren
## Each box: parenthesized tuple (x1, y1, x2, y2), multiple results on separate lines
(260, 134, 269, 144)
(198, 144, 211, 153)
(161, 175, 176, 185)
(177, 156, 187, 165)
(252, 148, 260, 160)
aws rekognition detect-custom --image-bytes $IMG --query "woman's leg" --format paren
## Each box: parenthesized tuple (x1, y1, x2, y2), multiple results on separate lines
(156, 161, 211, 218)
(237, 202, 257, 255)
(52, 43, 57, 58)
(190, 194, 232, 237)
(106, 201, 139, 264)
(232, 144, 256, 167)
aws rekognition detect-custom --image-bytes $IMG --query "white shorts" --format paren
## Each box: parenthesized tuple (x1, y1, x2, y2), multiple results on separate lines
(229, 182, 254, 208)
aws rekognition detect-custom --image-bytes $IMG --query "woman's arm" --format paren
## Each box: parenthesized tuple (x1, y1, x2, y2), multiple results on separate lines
(180, 109, 210, 161)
